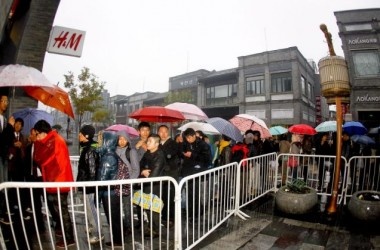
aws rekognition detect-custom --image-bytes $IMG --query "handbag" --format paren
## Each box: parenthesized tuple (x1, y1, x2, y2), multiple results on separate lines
(287, 156, 298, 168)
(287, 146, 298, 168)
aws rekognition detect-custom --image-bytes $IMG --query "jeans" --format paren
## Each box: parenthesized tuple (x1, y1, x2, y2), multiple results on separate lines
(47, 193, 74, 241)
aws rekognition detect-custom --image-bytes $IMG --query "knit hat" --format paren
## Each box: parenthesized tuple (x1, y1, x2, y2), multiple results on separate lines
(80, 125, 95, 140)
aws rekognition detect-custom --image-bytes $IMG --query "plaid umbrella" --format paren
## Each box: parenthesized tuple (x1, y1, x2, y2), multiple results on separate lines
(229, 114, 271, 138)
(206, 117, 243, 142)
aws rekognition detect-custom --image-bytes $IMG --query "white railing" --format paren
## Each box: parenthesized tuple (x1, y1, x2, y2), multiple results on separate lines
(0, 154, 378, 249)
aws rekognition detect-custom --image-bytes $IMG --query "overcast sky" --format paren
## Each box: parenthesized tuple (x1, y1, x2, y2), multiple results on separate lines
(42, 0, 379, 97)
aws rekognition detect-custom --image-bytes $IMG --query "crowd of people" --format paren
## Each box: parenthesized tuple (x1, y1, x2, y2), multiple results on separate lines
(0, 92, 379, 248)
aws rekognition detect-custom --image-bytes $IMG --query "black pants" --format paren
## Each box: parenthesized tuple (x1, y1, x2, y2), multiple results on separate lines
(47, 193, 73, 241)
(101, 190, 123, 244)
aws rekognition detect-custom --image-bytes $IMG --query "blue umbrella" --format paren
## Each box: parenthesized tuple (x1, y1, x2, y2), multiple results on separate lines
(343, 121, 367, 135)
(315, 121, 337, 132)
(13, 108, 53, 136)
(269, 125, 288, 135)
(351, 134, 376, 145)
(206, 117, 243, 142)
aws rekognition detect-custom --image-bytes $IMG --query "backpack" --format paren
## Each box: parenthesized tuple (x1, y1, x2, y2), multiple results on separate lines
(231, 143, 250, 164)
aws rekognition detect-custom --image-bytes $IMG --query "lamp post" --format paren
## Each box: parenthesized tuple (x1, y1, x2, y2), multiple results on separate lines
(318, 24, 350, 214)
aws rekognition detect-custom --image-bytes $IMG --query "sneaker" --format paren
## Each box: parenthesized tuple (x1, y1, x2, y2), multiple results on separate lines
(25, 208, 33, 214)
(105, 241, 123, 248)
(23, 215, 31, 220)
(56, 239, 75, 248)
(55, 230, 63, 237)
(0, 217, 11, 225)
(144, 228, 159, 238)
(89, 235, 104, 244)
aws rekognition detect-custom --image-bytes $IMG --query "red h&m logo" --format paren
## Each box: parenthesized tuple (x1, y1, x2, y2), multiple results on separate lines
(53, 31, 83, 51)
(47, 26, 86, 57)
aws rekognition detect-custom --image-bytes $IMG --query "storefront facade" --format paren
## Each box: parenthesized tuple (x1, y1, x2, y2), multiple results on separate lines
(335, 8, 380, 129)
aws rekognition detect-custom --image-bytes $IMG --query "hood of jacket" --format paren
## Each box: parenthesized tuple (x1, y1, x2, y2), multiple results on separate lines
(98, 131, 118, 156)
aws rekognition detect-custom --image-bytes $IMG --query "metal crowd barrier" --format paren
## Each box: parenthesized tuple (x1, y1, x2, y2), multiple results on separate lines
(1, 154, 379, 249)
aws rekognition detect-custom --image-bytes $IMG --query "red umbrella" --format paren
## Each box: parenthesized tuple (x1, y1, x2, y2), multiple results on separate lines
(129, 106, 186, 123)
(24, 85, 75, 118)
(288, 124, 317, 135)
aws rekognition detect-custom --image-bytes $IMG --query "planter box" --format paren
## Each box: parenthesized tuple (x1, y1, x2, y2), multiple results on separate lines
(275, 186, 318, 214)
(348, 190, 380, 222)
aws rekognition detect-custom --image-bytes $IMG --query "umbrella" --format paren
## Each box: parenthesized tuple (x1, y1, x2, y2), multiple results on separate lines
(206, 117, 243, 142)
(229, 114, 271, 138)
(343, 121, 367, 136)
(0, 64, 75, 118)
(12, 108, 53, 136)
(165, 102, 208, 121)
(24, 85, 75, 118)
(104, 124, 139, 137)
(288, 124, 317, 135)
(351, 134, 376, 145)
(0, 64, 53, 88)
(129, 106, 185, 123)
(368, 126, 380, 134)
(269, 125, 288, 135)
(315, 121, 337, 132)
(178, 121, 220, 134)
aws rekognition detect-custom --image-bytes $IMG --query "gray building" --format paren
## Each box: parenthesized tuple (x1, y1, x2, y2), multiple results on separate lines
(169, 47, 327, 127)
(334, 8, 380, 129)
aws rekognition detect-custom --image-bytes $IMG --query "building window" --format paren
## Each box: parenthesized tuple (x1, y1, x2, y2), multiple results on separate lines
(271, 72, 292, 93)
(246, 76, 264, 95)
(307, 82, 312, 99)
(352, 51, 380, 77)
(301, 76, 306, 95)
(206, 83, 237, 105)
(345, 23, 372, 31)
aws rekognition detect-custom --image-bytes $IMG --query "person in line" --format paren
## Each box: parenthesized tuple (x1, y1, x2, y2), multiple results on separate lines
(33, 120, 75, 249)
(157, 125, 179, 226)
(0, 93, 16, 225)
(7, 118, 27, 213)
(278, 134, 291, 185)
(23, 128, 45, 232)
(134, 122, 151, 161)
(316, 132, 335, 191)
(96, 130, 123, 247)
(288, 133, 303, 181)
(114, 130, 139, 235)
(140, 134, 166, 237)
(76, 125, 103, 244)
(181, 128, 211, 218)
(131, 121, 151, 228)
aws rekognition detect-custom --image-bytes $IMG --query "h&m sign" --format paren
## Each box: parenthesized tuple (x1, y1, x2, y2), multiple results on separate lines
(47, 26, 86, 57)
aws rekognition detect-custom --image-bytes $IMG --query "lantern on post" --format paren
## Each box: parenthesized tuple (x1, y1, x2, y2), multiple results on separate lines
(318, 24, 350, 214)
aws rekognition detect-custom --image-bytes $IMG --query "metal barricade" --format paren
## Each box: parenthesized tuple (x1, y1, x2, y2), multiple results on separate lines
(178, 162, 238, 250)
(0, 177, 179, 250)
(345, 156, 380, 204)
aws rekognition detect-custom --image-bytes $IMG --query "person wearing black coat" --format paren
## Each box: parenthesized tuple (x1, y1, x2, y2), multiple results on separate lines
(181, 128, 211, 218)
(158, 125, 179, 225)
(140, 134, 166, 237)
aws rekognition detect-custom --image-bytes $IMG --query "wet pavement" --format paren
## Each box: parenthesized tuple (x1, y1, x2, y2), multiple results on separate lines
(199, 193, 380, 250)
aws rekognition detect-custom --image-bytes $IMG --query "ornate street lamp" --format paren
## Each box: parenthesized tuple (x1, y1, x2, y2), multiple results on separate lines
(318, 24, 351, 214)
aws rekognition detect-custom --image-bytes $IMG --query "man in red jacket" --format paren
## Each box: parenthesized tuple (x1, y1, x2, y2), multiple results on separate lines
(33, 120, 75, 248)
